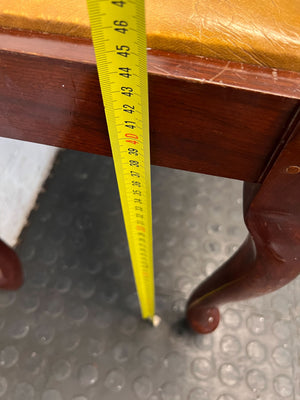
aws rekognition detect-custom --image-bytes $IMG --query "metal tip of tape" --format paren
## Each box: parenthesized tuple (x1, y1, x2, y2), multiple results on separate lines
(152, 314, 161, 328)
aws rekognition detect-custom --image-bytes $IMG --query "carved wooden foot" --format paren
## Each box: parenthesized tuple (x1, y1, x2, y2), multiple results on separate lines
(0, 239, 23, 290)
(186, 116, 300, 334)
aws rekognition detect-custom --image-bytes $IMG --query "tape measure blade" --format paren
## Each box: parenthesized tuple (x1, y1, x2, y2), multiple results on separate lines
(86, 0, 155, 320)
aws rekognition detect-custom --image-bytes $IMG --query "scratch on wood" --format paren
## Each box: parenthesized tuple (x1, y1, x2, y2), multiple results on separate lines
(209, 61, 230, 82)
(152, 64, 170, 76)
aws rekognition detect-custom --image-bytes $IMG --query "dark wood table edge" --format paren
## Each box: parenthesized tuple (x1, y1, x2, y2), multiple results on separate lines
(1, 27, 300, 185)
(1, 27, 300, 100)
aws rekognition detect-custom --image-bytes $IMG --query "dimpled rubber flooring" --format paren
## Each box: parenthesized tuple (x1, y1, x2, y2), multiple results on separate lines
(0, 150, 299, 400)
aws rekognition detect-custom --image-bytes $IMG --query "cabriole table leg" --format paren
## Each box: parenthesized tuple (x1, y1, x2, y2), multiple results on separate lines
(187, 117, 300, 334)
(0, 239, 23, 290)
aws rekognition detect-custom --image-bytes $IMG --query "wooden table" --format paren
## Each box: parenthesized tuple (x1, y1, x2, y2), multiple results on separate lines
(1, 28, 300, 333)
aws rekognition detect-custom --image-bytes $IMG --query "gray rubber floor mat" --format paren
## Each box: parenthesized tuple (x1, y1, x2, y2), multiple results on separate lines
(0, 149, 298, 399)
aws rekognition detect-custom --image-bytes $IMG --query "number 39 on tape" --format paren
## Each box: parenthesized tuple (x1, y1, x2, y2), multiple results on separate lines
(86, 0, 157, 323)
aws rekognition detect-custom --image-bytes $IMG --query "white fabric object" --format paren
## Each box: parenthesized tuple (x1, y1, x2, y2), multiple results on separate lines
(0, 137, 58, 246)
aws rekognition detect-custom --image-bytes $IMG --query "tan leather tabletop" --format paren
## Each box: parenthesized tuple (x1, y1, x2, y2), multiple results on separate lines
(0, 0, 299, 72)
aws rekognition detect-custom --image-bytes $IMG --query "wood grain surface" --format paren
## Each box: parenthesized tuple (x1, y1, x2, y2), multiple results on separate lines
(1, 29, 299, 182)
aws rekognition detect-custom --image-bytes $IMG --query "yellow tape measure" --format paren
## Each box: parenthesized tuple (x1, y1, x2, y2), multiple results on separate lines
(86, 0, 155, 321)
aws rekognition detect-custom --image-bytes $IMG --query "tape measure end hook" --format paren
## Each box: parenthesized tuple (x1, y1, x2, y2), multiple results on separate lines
(151, 314, 161, 328)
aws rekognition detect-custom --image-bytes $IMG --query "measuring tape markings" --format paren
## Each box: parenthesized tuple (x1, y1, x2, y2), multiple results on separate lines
(86, 0, 154, 319)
